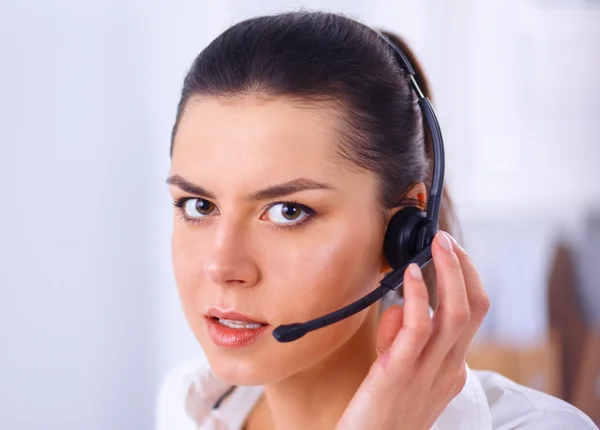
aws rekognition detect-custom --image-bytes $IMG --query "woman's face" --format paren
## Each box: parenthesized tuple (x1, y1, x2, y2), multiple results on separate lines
(169, 94, 389, 385)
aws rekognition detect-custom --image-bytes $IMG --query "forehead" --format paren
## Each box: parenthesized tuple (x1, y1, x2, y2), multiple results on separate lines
(171, 95, 368, 192)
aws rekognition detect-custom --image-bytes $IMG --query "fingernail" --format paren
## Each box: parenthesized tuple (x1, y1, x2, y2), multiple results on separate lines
(437, 231, 454, 252)
(448, 233, 458, 246)
(408, 263, 422, 280)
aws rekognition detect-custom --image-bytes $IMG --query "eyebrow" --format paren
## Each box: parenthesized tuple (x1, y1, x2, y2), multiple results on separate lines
(165, 174, 334, 201)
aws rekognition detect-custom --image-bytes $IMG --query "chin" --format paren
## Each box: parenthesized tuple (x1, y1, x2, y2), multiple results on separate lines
(200, 334, 313, 387)
(205, 351, 281, 386)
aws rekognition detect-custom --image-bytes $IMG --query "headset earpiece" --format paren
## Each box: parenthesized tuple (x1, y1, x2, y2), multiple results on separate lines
(383, 206, 429, 270)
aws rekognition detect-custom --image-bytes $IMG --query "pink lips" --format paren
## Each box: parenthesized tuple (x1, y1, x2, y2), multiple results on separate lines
(205, 308, 270, 349)
(206, 308, 268, 324)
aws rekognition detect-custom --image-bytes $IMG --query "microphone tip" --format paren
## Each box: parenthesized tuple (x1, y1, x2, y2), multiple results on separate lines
(272, 323, 306, 342)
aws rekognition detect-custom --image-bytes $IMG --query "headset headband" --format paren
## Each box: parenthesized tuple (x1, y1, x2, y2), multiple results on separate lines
(374, 30, 445, 242)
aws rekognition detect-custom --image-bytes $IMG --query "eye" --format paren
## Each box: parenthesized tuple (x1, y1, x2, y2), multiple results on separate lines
(183, 198, 216, 218)
(263, 202, 313, 225)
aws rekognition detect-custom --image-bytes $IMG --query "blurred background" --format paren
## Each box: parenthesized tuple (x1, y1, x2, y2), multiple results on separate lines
(1, 0, 599, 428)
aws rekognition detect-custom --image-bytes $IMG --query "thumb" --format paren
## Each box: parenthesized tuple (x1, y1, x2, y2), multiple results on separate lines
(376, 304, 404, 357)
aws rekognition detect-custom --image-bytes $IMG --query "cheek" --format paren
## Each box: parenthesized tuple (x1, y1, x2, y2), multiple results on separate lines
(236, 216, 384, 381)
(261, 217, 383, 322)
(171, 224, 205, 310)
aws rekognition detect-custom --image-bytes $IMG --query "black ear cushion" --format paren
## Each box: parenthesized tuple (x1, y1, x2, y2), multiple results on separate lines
(384, 207, 427, 269)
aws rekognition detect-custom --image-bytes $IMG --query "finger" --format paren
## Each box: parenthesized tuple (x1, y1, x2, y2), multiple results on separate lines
(376, 304, 404, 356)
(445, 236, 491, 362)
(420, 231, 471, 371)
(384, 263, 432, 371)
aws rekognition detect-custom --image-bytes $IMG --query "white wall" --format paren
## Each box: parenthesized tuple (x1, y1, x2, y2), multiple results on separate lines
(1, 1, 598, 429)
(0, 1, 161, 428)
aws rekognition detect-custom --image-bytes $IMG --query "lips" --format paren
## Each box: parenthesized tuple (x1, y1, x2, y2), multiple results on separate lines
(205, 308, 268, 325)
(205, 307, 270, 349)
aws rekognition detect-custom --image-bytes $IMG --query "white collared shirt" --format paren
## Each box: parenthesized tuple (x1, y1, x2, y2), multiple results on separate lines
(156, 360, 597, 430)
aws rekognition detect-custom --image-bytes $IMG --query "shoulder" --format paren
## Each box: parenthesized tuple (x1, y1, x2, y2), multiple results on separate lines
(155, 360, 233, 430)
(472, 369, 597, 429)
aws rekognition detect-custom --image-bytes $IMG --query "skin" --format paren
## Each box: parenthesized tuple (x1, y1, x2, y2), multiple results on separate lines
(168, 94, 490, 430)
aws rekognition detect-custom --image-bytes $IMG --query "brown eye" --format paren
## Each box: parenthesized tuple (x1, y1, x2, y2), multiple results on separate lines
(264, 202, 312, 225)
(281, 203, 301, 220)
(184, 198, 215, 217)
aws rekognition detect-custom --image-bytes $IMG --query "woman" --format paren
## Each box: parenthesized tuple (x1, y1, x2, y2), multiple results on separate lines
(157, 11, 597, 430)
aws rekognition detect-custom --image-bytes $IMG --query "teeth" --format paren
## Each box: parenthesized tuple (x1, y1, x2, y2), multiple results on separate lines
(218, 318, 264, 329)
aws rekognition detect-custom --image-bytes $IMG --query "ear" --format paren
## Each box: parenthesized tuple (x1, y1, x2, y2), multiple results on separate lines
(378, 182, 428, 275)
(401, 181, 427, 211)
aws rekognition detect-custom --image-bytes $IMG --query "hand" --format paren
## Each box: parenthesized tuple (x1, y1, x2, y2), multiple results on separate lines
(335, 231, 491, 430)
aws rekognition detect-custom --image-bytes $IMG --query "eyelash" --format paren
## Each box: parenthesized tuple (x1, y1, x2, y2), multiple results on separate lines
(173, 198, 203, 225)
(171, 197, 317, 230)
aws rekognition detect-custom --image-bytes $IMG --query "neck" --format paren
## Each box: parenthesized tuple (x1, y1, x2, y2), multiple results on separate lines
(250, 303, 380, 430)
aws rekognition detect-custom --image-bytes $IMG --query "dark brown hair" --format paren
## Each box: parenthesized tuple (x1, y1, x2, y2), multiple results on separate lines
(170, 11, 457, 307)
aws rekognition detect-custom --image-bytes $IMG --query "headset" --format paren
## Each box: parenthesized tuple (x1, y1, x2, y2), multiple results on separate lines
(272, 31, 445, 343)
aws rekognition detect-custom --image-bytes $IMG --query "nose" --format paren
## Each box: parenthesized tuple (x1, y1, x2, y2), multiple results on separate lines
(203, 218, 260, 289)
